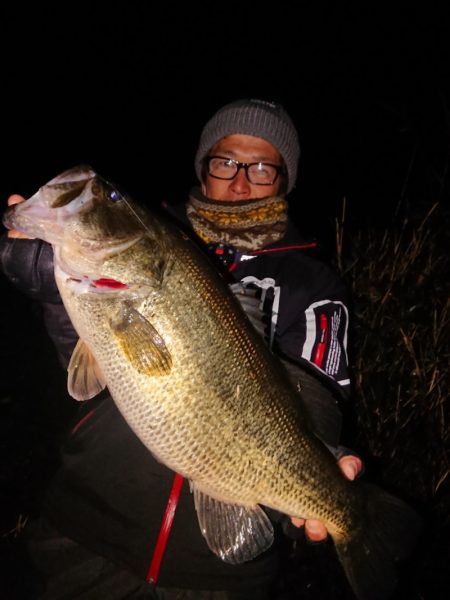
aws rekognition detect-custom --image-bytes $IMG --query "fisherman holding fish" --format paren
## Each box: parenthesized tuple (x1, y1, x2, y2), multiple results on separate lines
(2, 99, 419, 600)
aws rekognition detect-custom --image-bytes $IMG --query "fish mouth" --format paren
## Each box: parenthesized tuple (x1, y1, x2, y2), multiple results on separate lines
(2, 207, 18, 231)
(2, 196, 86, 244)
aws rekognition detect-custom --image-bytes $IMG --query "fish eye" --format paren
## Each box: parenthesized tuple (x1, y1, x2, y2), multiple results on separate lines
(108, 188, 123, 202)
(93, 177, 126, 203)
(102, 181, 124, 202)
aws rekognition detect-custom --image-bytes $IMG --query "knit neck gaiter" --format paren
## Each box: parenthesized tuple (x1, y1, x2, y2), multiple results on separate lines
(186, 187, 288, 252)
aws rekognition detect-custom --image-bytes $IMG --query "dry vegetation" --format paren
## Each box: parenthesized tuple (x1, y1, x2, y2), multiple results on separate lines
(334, 200, 450, 598)
(339, 202, 449, 497)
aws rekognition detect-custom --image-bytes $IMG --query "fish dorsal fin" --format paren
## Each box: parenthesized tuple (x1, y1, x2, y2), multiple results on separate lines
(68, 339, 107, 401)
(110, 304, 172, 376)
(192, 484, 274, 564)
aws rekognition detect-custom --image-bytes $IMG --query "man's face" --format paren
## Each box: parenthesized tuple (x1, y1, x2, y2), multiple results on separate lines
(202, 134, 284, 201)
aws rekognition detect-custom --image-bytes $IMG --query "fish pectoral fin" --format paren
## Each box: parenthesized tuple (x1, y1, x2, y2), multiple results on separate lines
(67, 339, 107, 401)
(110, 304, 172, 376)
(192, 485, 274, 564)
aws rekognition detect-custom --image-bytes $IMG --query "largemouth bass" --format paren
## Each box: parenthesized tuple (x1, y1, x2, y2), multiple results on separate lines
(3, 166, 421, 599)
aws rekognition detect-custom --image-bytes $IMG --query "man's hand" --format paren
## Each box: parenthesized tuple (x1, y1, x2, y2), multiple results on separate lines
(6, 195, 32, 239)
(290, 454, 362, 541)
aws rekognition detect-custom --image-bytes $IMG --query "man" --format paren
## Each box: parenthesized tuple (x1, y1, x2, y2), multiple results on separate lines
(1, 98, 361, 599)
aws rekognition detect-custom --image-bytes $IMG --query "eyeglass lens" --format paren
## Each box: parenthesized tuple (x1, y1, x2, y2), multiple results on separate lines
(207, 156, 280, 185)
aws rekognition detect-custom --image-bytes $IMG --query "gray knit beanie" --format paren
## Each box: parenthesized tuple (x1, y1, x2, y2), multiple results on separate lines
(195, 98, 300, 194)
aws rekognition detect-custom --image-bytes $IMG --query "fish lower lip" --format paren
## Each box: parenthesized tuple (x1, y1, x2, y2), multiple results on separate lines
(2, 208, 15, 230)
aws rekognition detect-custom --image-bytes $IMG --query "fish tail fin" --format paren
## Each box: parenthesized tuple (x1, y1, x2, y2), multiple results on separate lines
(334, 482, 423, 600)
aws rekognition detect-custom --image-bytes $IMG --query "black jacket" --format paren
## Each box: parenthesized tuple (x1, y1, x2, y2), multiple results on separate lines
(0, 206, 351, 592)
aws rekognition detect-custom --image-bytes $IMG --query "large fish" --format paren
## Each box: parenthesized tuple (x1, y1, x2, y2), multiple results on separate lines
(3, 166, 421, 599)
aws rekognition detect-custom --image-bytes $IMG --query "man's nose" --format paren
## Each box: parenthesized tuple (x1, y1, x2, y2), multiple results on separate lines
(229, 168, 251, 195)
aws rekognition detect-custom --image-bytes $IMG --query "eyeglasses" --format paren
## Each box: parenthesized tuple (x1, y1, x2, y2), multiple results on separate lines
(205, 155, 284, 186)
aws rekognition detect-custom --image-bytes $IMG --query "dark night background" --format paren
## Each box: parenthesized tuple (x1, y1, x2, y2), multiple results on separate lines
(1, 3, 450, 599)
(1, 4, 449, 230)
